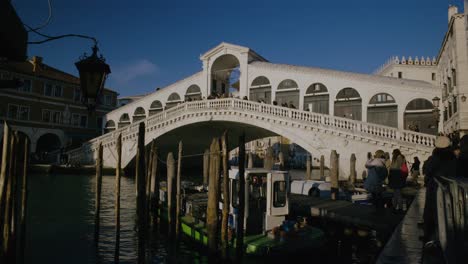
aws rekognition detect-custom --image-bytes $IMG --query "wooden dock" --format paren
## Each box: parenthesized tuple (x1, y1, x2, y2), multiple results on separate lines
(290, 194, 405, 235)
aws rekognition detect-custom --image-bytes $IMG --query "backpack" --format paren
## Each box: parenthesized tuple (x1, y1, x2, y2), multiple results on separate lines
(401, 162, 409, 180)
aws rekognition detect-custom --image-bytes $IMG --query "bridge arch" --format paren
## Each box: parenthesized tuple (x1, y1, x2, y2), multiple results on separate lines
(133, 107, 146, 122)
(276, 79, 299, 107)
(334, 87, 362, 120)
(118, 113, 131, 128)
(149, 100, 163, 116)
(104, 120, 116, 133)
(211, 54, 241, 97)
(185, 85, 202, 101)
(249, 76, 272, 104)
(304, 83, 329, 114)
(404, 98, 436, 134)
(367, 93, 398, 127)
(36, 133, 61, 154)
(166, 93, 182, 109)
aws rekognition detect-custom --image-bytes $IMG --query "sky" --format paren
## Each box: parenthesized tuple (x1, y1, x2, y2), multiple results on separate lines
(12, 0, 462, 97)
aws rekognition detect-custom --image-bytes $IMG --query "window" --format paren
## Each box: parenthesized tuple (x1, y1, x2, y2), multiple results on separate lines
(449, 102, 453, 118)
(398, 72, 403, 79)
(452, 69, 457, 86)
(80, 115, 88, 128)
(73, 88, 81, 102)
(444, 107, 448, 121)
(432, 73, 436, 81)
(97, 117, 103, 129)
(19, 106, 30, 120)
(19, 79, 32, 92)
(105, 95, 112, 106)
(273, 181, 287, 207)
(448, 77, 452, 92)
(454, 97, 458, 113)
(71, 114, 80, 126)
(52, 111, 61, 124)
(54, 85, 63, 97)
(42, 109, 51, 122)
(44, 83, 53, 96)
(8, 104, 18, 119)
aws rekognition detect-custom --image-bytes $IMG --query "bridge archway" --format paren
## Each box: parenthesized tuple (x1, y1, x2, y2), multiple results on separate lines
(276, 79, 299, 107)
(404, 98, 436, 135)
(133, 107, 146, 122)
(334, 87, 362, 120)
(104, 120, 116, 133)
(118, 113, 131, 128)
(367, 93, 397, 127)
(185, 85, 202, 101)
(210, 54, 240, 97)
(149, 100, 163, 116)
(249, 76, 272, 104)
(166, 93, 182, 109)
(304, 83, 329, 114)
(36, 133, 61, 154)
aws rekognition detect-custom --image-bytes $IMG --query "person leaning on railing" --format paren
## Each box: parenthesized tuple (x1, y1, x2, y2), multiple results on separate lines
(421, 136, 457, 242)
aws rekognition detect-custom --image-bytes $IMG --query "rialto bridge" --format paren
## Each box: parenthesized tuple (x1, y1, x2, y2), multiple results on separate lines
(68, 42, 440, 178)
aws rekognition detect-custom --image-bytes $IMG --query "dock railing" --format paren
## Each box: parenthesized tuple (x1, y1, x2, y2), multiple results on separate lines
(434, 175, 468, 264)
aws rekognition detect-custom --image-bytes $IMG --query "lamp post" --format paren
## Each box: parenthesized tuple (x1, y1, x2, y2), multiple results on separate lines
(75, 45, 111, 110)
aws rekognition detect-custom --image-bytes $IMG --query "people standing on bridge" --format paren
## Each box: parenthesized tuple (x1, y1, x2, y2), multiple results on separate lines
(364, 150, 387, 210)
(389, 149, 405, 213)
(422, 136, 456, 242)
(410, 157, 421, 184)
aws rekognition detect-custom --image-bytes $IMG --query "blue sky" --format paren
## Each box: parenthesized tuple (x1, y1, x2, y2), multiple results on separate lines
(13, 0, 460, 97)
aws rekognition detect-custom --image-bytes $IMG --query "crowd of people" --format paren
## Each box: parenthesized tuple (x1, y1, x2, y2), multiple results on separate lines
(363, 134, 467, 243)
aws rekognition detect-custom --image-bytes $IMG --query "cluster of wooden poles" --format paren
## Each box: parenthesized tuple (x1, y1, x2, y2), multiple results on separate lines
(0, 122, 30, 264)
(93, 122, 249, 263)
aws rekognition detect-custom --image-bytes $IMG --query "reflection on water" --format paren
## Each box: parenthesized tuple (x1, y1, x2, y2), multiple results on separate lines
(25, 174, 209, 264)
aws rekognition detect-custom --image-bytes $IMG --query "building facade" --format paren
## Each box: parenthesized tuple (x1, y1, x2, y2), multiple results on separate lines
(0, 56, 118, 160)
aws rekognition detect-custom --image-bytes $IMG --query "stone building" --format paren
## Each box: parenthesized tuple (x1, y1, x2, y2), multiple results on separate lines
(0, 56, 118, 160)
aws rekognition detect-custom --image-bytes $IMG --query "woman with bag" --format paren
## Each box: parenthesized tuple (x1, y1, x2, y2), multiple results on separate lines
(389, 149, 405, 212)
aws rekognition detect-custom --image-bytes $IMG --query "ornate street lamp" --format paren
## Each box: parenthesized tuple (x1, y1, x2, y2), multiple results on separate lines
(75, 45, 111, 110)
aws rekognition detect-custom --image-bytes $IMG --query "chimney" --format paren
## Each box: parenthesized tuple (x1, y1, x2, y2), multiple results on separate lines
(31, 56, 43, 72)
(448, 5, 458, 23)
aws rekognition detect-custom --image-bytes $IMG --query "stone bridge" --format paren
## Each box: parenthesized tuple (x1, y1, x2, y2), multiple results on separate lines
(68, 98, 435, 179)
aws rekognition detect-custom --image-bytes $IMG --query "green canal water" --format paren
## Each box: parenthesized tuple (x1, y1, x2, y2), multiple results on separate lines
(25, 173, 380, 264)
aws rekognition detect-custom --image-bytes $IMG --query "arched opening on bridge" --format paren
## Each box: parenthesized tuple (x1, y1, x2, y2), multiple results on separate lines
(249, 76, 271, 104)
(104, 120, 116, 133)
(36, 133, 61, 154)
(275, 79, 299, 108)
(149, 100, 163, 116)
(404, 98, 437, 135)
(133, 107, 146, 122)
(118, 113, 131, 128)
(166, 93, 182, 109)
(185, 85, 202, 101)
(334, 87, 362, 120)
(210, 54, 240, 98)
(367, 93, 397, 127)
(304, 83, 329, 114)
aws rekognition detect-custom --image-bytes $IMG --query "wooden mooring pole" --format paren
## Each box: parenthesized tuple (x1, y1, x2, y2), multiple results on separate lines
(166, 152, 176, 240)
(350, 153, 357, 185)
(320, 155, 325, 180)
(175, 141, 182, 238)
(2, 131, 17, 260)
(247, 152, 253, 169)
(207, 138, 220, 254)
(221, 132, 230, 258)
(94, 143, 103, 243)
(330, 150, 339, 200)
(19, 136, 29, 264)
(115, 134, 122, 263)
(264, 146, 274, 170)
(236, 134, 246, 261)
(0, 123, 10, 260)
(150, 143, 159, 225)
(306, 154, 312, 180)
(278, 151, 285, 170)
(203, 149, 209, 186)
(136, 122, 147, 228)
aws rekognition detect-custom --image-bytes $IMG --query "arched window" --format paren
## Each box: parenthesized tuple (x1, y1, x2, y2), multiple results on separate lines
(166, 92, 182, 109)
(404, 98, 436, 135)
(133, 107, 146, 122)
(250, 76, 272, 104)
(118, 113, 131, 128)
(149, 100, 163, 116)
(276, 79, 299, 108)
(304, 83, 329, 114)
(104, 120, 116, 133)
(185, 85, 202, 101)
(368, 93, 397, 127)
(334, 88, 361, 120)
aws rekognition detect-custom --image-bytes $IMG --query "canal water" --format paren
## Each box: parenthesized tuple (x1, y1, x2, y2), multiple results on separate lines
(25, 173, 380, 264)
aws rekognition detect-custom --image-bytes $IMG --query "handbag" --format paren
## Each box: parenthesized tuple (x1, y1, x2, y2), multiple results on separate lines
(401, 162, 409, 180)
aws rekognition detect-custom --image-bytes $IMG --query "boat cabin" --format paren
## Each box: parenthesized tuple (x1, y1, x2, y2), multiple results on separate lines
(229, 168, 289, 235)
